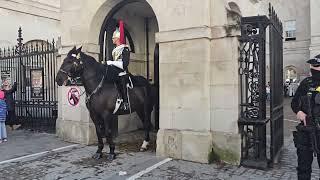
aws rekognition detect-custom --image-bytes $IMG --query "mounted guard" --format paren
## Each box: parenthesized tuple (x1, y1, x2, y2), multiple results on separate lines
(56, 46, 154, 160)
(106, 20, 131, 111)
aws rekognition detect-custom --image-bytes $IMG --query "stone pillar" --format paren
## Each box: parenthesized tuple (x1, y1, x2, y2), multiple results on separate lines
(154, 0, 213, 163)
(56, 86, 97, 144)
(154, 0, 217, 164)
(155, 27, 212, 163)
(56, 0, 102, 145)
(56, 46, 98, 145)
(156, 0, 242, 165)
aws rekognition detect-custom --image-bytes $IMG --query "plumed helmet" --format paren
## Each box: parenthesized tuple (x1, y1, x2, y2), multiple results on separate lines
(112, 20, 126, 45)
(112, 28, 120, 39)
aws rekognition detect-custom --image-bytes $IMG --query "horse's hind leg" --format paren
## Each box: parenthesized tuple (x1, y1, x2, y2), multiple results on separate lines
(103, 113, 116, 161)
(137, 107, 151, 152)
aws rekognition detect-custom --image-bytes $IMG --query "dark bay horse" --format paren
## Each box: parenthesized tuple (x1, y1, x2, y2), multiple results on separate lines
(56, 47, 153, 160)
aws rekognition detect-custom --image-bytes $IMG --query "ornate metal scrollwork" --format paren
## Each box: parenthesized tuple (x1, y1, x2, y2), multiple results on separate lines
(239, 15, 269, 169)
(239, 4, 283, 169)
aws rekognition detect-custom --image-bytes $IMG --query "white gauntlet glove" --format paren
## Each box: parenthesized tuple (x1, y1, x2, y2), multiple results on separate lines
(106, 61, 123, 69)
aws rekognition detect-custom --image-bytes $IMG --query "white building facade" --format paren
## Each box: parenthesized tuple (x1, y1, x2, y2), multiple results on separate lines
(2, 0, 320, 165)
(259, 0, 320, 82)
(0, 0, 60, 47)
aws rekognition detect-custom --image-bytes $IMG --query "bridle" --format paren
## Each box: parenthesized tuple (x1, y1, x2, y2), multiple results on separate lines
(58, 58, 108, 104)
(59, 68, 81, 86)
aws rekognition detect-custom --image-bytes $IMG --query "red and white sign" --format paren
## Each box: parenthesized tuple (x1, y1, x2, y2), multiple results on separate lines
(67, 87, 80, 107)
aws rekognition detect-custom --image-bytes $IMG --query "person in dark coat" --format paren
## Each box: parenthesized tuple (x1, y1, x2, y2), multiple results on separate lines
(2, 80, 17, 129)
(291, 54, 320, 179)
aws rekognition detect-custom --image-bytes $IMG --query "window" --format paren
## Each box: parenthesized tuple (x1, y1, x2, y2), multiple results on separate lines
(284, 20, 296, 41)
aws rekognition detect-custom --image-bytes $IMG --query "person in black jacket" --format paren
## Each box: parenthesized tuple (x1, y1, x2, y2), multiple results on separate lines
(2, 80, 18, 130)
(291, 54, 320, 180)
(106, 21, 131, 110)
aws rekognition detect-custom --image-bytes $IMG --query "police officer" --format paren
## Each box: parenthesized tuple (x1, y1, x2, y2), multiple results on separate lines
(291, 54, 320, 180)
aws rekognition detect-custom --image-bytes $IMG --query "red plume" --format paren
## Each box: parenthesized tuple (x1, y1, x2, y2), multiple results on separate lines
(119, 20, 126, 45)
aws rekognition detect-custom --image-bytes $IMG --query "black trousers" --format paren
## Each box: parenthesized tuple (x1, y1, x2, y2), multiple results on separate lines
(293, 129, 320, 180)
(110, 66, 128, 102)
(5, 110, 17, 126)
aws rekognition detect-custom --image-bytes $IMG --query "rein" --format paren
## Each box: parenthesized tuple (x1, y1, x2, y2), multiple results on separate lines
(85, 67, 108, 103)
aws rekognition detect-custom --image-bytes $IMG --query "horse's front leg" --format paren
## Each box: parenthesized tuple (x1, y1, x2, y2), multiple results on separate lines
(103, 113, 116, 161)
(91, 114, 104, 159)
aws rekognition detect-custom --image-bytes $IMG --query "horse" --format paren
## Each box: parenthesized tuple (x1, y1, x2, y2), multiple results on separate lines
(56, 46, 154, 160)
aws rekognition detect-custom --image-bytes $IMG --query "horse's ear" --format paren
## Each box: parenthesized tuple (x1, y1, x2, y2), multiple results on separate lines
(76, 46, 82, 60)
(72, 46, 76, 51)
(76, 46, 82, 52)
(76, 53, 81, 60)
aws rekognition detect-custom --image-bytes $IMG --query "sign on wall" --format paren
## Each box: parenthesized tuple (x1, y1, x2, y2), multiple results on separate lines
(67, 87, 81, 107)
(1, 70, 11, 85)
(30, 68, 44, 99)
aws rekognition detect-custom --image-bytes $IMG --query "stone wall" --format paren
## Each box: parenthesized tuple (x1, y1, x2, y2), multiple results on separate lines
(0, 0, 60, 47)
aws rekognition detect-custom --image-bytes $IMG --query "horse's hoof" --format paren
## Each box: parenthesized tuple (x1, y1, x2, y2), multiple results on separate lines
(106, 153, 116, 161)
(140, 147, 148, 152)
(92, 152, 103, 160)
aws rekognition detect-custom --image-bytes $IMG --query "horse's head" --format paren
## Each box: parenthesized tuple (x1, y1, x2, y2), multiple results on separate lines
(56, 46, 84, 86)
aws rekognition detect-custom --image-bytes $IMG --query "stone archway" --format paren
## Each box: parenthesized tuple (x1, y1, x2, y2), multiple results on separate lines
(57, 0, 161, 145)
(89, 0, 160, 134)
(87, 0, 160, 49)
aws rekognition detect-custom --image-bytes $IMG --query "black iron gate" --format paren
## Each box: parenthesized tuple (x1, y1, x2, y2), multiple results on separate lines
(238, 4, 283, 169)
(0, 28, 58, 132)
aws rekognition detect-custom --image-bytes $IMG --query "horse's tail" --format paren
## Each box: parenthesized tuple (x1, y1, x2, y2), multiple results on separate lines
(148, 84, 157, 108)
(141, 79, 155, 113)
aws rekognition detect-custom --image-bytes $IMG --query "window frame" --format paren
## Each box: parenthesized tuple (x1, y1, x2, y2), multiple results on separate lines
(284, 20, 296, 41)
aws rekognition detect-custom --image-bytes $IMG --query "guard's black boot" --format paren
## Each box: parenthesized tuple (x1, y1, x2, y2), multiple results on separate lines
(121, 76, 129, 110)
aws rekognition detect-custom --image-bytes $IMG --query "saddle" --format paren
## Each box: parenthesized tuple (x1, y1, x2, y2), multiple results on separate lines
(112, 74, 150, 114)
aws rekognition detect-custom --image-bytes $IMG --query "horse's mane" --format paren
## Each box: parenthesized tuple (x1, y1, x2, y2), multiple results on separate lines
(80, 52, 119, 83)
(80, 51, 152, 89)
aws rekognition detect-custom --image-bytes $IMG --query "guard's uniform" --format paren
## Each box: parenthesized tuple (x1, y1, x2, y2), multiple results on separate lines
(292, 56, 320, 180)
(106, 21, 130, 109)
(110, 44, 130, 73)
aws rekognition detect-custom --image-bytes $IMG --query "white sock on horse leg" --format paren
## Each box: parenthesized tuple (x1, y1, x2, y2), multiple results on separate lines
(141, 140, 149, 149)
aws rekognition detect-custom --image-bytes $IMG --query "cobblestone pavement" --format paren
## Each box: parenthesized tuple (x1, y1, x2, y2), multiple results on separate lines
(0, 129, 72, 162)
(0, 98, 319, 180)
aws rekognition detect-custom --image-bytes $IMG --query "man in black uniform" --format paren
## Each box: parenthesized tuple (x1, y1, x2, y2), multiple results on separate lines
(291, 54, 320, 180)
(106, 20, 130, 110)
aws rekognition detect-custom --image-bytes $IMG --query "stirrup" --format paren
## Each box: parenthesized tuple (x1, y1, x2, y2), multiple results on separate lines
(122, 102, 129, 110)
(113, 98, 123, 114)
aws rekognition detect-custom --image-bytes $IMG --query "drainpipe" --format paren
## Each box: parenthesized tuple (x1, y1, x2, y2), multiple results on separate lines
(145, 18, 150, 81)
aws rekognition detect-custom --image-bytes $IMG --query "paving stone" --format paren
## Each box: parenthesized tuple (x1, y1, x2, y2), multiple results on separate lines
(0, 98, 319, 179)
